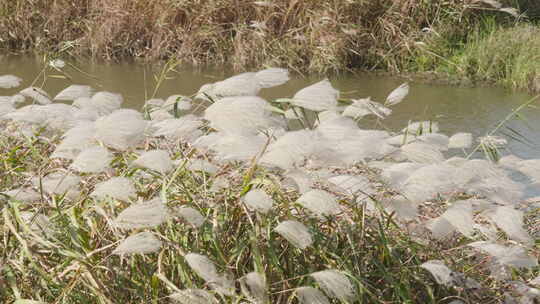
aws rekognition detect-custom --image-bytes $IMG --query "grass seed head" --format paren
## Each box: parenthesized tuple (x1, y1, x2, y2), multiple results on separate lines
(113, 197, 169, 229)
(295, 286, 331, 304)
(310, 270, 355, 301)
(274, 220, 313, 249)
(113, 231, 162, 255)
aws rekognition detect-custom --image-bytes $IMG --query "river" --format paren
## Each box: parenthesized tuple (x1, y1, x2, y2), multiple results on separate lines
(1, 54, 538, 159)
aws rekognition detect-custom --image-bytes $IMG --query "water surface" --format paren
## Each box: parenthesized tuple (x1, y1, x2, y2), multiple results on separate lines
(1, 55, 538, 158)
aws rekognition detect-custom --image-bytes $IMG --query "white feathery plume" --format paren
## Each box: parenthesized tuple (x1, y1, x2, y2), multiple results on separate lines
(284, 169, 313, 194)
(420, 260, 455, 286)
(499, 7, 520, 17)
(367, 160, 396, 171)
(112, 231, 162, 255)
(316, 114, 358, 140)
(51, 122, 96, 159)
(175, 206, 205, 228)
(196, 72, 261, 100)
(90, 91, 123, 115)
(417, 133, 449, 151)
(185, 254, 220, 282)
(91, 177, 136, 201)
(33, 172, 81, 200)
(383, 196, 419, 220)
(239, 272, 268, 304)
(144, 98, 164, 108)
(296, 189, 341, 217)
(243, 189, 274, 213)
(452, 158, 505, 186)
(95, 109, 148, 151)
(426, 216, 455, 239)
(402, 121, 439, 134)
(445, 156, 468, 167)
(327, 175, 374, 198)
(186, 159, 219, 175)
(295, 287, 331, 304)
(148, 108, 174, 122)
(487, 206, 532, 244)
(465, 172, 524, 205)
(400, 163, 457, 204)
(41, 103, 81, 131)
(133, 150, 173, 174)
(448, 132, 472, 149)
(342, 97, 392, 119)
(317, 110, 343, 124)
(310, 270, 355, 301)
(333, 130, 396, 164)
(441, 201, 474, 237)
(152, 116, 202, 142)
(72, 97, 92, 109)
(49, 59, 65, 69)
(204, 96, 284, 135)
(0, 101, 15, 117)
(3, 105, 47, 125)
(196, 68, 288, 100)
(385, 82, 409, 106)
(254, 67, 289, 88)
(184, 253, 235, 295)
(516, 159, 540, 183)
(468, 241, 538, 268)
(10, 94, 26, 105)
(20, 86, 51, 105)
(274, 220, 313, 249)
(54, 85, 93, 101)
(13, 299, 48, 304)
(466, 198, 494, 213)
(386, 134, 416, 146)
(194, 132, 267, 162)
(73, 107, 100, 122)
(291, 79, 339, 112)
(380, 162, 424, 188)
(2, 187, 41, 203)
(260, 129, 319, 169)
(401, 142, 444, 164)
(0, 96, 12, 103)
(70, 146, 112, 173)
(498, 154, 523, 171)
(476, 0, 503, 8)
(0, 75, 22, 88)
(169, 289, 218, 304)
(113, 197, 169, 229)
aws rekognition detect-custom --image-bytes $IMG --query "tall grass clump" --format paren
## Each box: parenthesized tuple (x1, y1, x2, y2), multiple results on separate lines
(443, 24, 540, 92)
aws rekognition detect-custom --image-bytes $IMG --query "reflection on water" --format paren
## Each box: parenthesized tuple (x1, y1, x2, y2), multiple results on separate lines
(1, 55, 538, 158)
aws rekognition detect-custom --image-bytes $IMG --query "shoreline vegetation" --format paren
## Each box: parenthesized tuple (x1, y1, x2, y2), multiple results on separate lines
(0, 67, 539, 303)
(1, 0, 540, 92)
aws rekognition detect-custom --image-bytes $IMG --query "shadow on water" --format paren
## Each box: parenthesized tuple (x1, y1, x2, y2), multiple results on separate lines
(1, 54, 538, 158)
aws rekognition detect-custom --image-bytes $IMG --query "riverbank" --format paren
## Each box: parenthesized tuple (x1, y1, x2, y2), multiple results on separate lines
(1, 0, 540, 92)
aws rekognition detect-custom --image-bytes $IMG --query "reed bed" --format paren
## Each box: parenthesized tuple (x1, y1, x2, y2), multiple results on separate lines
(0, 64, 538, 303)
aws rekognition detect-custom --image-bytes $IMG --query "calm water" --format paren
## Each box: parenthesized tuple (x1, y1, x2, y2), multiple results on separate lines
(2, 55, 539, 158)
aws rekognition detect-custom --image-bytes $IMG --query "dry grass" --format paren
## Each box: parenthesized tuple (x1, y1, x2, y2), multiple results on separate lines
(1, 0, 530, 74)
